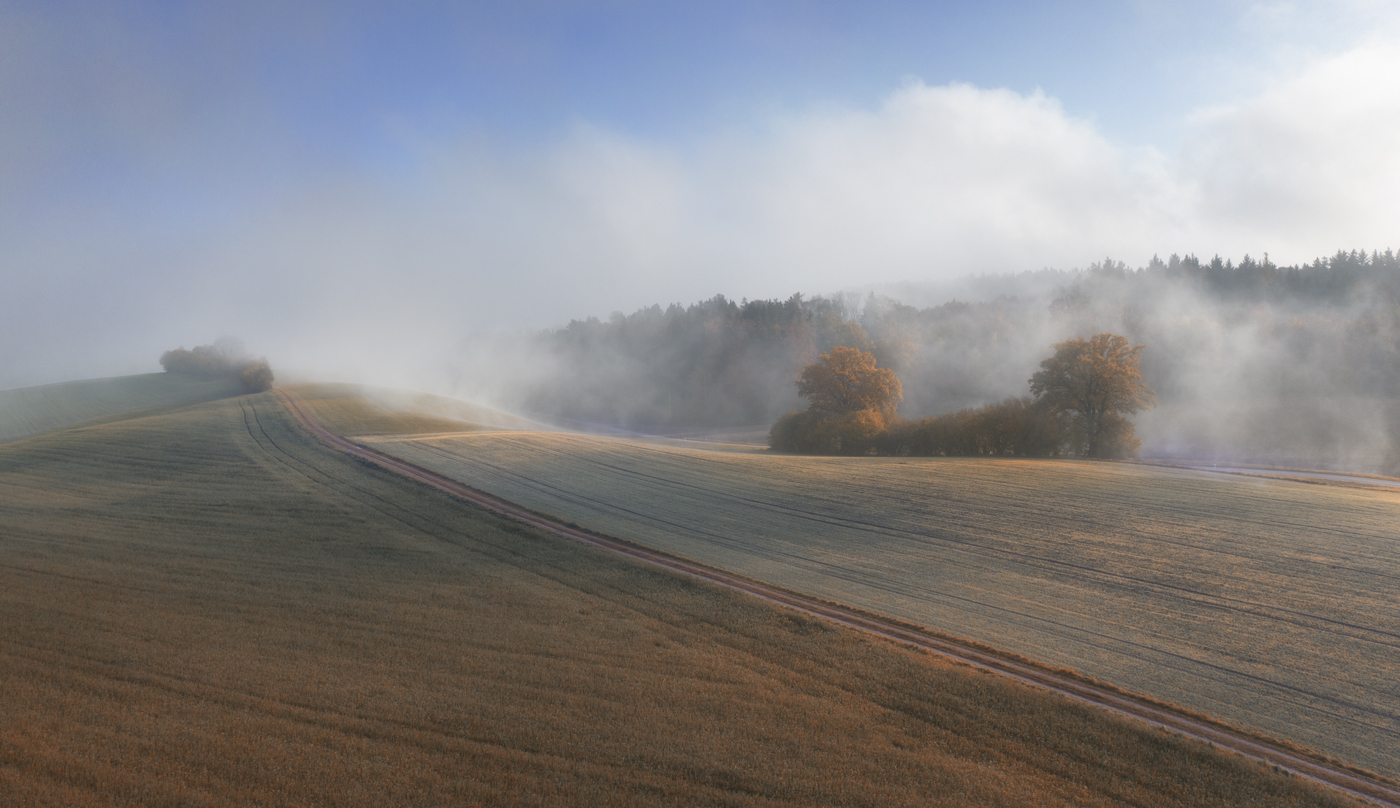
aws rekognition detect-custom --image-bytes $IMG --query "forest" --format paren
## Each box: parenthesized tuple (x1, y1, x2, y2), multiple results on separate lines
(453, 249, 1400, 472)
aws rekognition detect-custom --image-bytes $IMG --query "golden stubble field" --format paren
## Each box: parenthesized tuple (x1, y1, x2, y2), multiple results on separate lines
(0, 389, 1365, 806)
(358, 424, 1400, 781)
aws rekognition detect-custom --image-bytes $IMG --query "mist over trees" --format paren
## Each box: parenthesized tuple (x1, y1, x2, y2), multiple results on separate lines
(161, 338, 275, 393)
(454, 248, 1400, 472)
(470, 294, 886, 428)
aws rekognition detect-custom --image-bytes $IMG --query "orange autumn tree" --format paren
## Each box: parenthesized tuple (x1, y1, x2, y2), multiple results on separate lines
(770, 347, 902, 455)
(1029, 333, 1155, 458)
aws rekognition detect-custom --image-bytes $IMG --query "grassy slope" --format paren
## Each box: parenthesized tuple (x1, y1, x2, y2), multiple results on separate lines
(0, 373, 245, 444)
(282, 383, 538, 437)
(360, 429, 1400, 781)
(0, 394, 1357, 807)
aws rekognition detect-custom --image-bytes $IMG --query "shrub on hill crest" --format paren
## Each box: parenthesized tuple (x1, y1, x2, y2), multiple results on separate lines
(161, 340, 275, 393)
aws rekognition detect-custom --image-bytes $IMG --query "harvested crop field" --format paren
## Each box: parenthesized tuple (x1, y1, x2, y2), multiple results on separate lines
(0, 392, 1363, 806)
(361, 427, 1400, 780)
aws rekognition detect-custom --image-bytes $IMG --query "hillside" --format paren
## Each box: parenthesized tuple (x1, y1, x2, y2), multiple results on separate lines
(0, 373, 244, 444)
(0, 391, 1360, 806)
(358, 428, 1400, 781)
(281, 382, 540, 437)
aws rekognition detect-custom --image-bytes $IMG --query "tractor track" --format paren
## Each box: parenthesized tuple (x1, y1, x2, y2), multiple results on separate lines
(276, 389, 1400, 808)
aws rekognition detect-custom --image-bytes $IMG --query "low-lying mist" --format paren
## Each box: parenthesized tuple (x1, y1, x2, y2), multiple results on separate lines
(449, 249, 1400, 473)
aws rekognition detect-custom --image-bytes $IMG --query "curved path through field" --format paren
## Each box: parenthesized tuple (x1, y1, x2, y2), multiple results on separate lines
(278, 390, 1400, 807)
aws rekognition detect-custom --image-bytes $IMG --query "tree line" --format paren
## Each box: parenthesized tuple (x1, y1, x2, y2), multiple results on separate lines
(771, 334, 1154, 458)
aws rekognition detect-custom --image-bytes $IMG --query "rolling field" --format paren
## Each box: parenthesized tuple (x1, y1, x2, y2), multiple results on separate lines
(0, 390, 1364, 806)
(0, 373, 244, 444)
(281, 382, 540, 437)
(360, 427, 1400, 781)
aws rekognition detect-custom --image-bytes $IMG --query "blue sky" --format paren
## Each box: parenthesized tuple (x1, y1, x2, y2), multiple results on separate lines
(2, 1, 1398, 388)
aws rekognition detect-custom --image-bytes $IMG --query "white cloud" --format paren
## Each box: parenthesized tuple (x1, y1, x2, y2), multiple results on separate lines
(5, 30, 1400, 391)
(691, 82, 1167, 288)
(1178, 39, 1400, 261)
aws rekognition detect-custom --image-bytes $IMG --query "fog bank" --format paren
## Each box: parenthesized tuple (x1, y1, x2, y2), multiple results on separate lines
(451, 250, 1400, 473)
(5, 37, 1400, 391)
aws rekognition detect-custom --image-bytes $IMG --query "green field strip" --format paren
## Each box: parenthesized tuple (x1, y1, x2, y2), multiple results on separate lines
(0, 373, 245, 444)
(363, 430, 1400, 780)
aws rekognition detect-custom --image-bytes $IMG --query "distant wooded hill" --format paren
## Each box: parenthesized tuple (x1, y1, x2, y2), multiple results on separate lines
(456, 249, 1400, 472)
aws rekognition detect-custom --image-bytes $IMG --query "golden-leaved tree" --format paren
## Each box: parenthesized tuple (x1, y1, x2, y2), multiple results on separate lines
(796, 346, 902, 418)
(1029, 333, 1155, 458)
(770, 347, 902, 455)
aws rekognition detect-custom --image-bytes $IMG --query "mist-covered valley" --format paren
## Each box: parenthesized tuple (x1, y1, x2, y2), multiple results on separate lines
(450, 249, 1400, 473)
